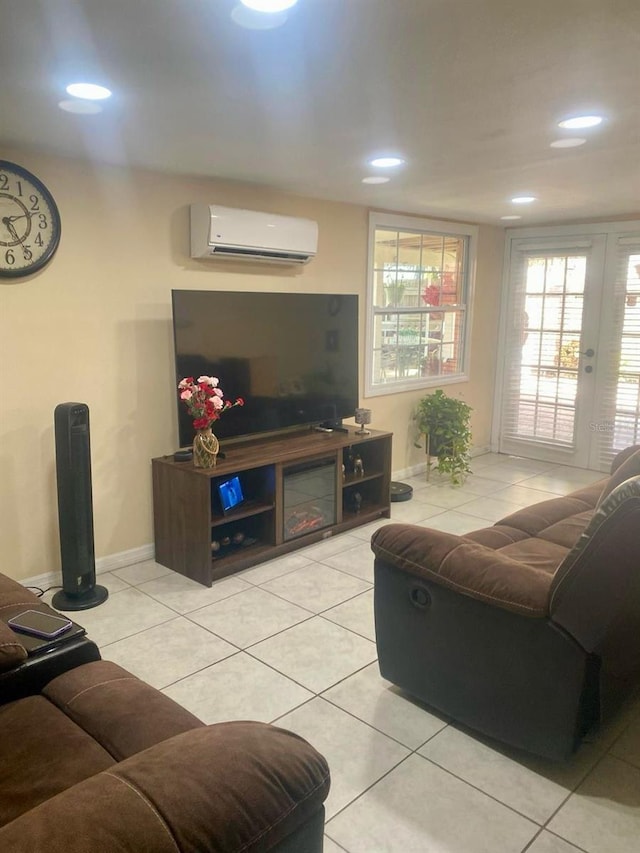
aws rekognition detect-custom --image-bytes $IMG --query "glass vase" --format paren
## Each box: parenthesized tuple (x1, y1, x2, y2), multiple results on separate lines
(193, 427, 219, 469)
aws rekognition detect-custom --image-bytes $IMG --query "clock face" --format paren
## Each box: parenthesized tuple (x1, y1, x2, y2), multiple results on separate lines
(0, 160, 61, 278)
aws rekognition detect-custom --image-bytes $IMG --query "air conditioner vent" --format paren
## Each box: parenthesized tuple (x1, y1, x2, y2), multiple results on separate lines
(191, 204, 318, 265)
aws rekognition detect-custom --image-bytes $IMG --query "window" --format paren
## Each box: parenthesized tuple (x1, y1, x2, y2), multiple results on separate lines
(365, 212, 477, 396)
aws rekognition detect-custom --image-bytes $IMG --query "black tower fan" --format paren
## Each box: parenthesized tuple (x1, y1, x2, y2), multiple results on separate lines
(52, 403, 108, 611)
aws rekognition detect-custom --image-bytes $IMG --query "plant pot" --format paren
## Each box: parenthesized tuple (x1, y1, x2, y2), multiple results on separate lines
(426, 434, 451, 457)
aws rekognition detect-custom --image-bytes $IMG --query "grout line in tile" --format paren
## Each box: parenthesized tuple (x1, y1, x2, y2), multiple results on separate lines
(323, 832, 350, 852)
(318, 690, 434, 752)
(536, 747, 611, 832)
(269, 693, 321, 726)
(238, 559, 315, 587)
(315, 587, 373, 614)
(324, 752, 415, 826)
(413, 751, 544, 828)
(317, 613, 373, 645)
(241, 646, 334, 696)
(253, 568, 373, 616)
(99, 614, 184, 649)
(249, 580, 323, 614)
(240, 612, 317, 650)
(532, 829, 590, 853)
(179, 612, 247, 652)
(135, 581, 249, 618)
(158, 648, 245, 692)
(519, 828, 546, 853)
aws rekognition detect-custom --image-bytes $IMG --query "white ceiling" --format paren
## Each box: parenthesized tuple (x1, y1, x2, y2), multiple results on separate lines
(1, 0, 639, 225)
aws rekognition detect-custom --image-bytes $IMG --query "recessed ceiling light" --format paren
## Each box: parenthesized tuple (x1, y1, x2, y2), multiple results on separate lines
(362, 176, 390, 184)
(550, 138, 587, 148)
(231, 5, 287, 27)
(511, 196, 537, 204)
(66, 82, 112, 100)
(240, 0, 297, 11)
(369, 156, 405, 168)
(558, 115, 603, 129)
(500, 215, 522, 220)
(58, 99, 103, 114)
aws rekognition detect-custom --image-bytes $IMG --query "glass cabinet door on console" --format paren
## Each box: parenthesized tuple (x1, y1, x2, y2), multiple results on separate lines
(283, 458, 337, 541)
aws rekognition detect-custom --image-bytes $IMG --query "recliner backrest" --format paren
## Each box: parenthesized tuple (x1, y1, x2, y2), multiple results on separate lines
(595, 447, 640, 508)
(549, 475, 640, 676)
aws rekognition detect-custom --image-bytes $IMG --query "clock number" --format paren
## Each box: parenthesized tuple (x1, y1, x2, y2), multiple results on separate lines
(38, 213, 48, 229)
(34, 233, 44, 247)
(16, 181, 23, 197)
(0, 173, 8, 190)
(22, 245, 33, 261)
(5, 249, 15, 266)
(29, 195, 40, 212)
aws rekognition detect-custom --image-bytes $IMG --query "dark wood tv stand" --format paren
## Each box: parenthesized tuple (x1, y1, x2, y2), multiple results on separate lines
(152, 427, 392, 587)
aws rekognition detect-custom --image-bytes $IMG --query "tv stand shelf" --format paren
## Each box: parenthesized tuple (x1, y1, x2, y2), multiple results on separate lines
(152, 427, 392, 587)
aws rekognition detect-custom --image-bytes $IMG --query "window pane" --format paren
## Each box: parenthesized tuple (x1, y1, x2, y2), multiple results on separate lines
(367, 217, 474, 393)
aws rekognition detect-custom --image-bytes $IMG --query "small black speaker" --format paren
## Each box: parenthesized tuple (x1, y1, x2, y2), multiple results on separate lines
(52, 403, 108, 611)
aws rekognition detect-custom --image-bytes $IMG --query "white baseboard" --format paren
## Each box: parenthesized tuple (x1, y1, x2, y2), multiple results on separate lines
(95, 544, 155, 574)
(392, 444, 492, 482)
(21, 543, 155, 591)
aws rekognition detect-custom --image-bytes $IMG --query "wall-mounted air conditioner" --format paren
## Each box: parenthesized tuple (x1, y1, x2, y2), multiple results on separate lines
(190, 204, 318, 265)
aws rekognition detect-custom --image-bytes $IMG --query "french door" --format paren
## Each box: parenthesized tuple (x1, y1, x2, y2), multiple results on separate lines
(496, 224, 640, 471)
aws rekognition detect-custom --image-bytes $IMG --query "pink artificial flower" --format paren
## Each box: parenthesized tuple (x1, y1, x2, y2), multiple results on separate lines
(180, 390, 193, 400)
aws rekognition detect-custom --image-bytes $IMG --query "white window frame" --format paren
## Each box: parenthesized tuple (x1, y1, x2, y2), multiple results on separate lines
(491, 219, 640, 465)
(364, 211, 477, 398)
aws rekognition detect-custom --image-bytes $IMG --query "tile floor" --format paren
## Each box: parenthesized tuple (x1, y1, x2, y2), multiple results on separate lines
(45, 453, 640, 853)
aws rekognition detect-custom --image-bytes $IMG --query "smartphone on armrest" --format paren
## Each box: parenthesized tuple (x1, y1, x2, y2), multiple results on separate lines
(8, 610, 73, 639)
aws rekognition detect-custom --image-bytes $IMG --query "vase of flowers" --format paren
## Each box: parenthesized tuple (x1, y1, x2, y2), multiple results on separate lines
(178, 376, 244, 468)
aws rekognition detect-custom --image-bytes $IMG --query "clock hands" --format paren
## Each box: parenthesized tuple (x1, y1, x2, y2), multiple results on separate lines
(2, 219, 20, 243)
(1, 215, 28, 245)
(5, 213, 33, 222)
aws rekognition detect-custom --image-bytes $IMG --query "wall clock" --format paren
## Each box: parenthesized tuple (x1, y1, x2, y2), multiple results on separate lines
(0, 160, 61, 279)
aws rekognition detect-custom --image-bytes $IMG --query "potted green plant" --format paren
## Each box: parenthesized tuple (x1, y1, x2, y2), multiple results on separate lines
(414, 389, 472, 484)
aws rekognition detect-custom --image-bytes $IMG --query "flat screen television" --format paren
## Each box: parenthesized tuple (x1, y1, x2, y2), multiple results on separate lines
(172, 290, 359, 447)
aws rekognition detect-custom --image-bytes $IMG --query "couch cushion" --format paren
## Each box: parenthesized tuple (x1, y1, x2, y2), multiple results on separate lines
(498, 538, 570, 574)
(43, 660, 204, 761)
(495, 485, 601, 539)
(0, 695, 114, 827)
(537, 510, 594, 549)
(463, 525, 530, 548)
(0, 722, 330, 853)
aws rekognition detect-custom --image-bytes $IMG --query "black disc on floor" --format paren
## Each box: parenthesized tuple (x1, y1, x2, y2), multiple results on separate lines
(390, 481, 413, 502)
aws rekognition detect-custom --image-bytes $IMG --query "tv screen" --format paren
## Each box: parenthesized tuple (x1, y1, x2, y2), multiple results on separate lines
(172, 290, 359, 447)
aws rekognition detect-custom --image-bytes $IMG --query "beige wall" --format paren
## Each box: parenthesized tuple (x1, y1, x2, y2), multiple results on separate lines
(0, 147, 504, 581)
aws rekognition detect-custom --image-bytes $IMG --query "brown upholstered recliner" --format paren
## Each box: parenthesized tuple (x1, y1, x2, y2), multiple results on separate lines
(372, 446, 640, 760)
(0, 580, 329, 851)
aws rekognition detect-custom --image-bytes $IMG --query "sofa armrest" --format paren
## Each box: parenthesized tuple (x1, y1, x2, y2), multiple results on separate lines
(0, 722, 330, 853)
(372, 523, 553, 617)
(0, 620, 27, 672)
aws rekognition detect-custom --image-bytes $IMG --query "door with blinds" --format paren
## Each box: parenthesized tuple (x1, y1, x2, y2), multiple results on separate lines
(496, 226, 640, 471)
